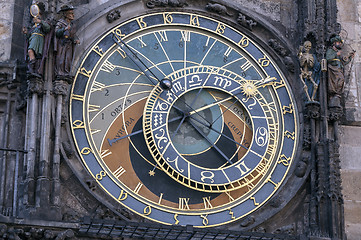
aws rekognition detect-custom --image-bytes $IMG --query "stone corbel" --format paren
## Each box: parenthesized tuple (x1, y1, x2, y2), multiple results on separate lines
(106, 9, 121, 23)
(146, 0, 188, 9)
(205, 2, 233, 16)
(237, 13, 257, 31)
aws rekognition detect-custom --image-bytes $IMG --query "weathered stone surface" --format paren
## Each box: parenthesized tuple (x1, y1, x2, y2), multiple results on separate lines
(339, 126, 361, 169)
(341, 170, 361, 201)
(232, 0, 281, 22)
(338, 0, 361, 123)
(0, 1, 14, 62)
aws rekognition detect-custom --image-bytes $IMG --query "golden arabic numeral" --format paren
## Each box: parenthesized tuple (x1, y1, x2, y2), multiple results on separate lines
(71, 94, 84, 101)
(282, 104, 294, 114)
(118, 190, 128, 201)
(229, 209, 235, 220)
(79, 67, 91, 78)
(201, 215, 209, 226)
(216, 22, 226, 34)
(116, 48, 127, 59)
(113, 28, 125, 38)
(268, 177, 279, 189)
(284, 130, 295, 140)
(250, 196, 260, 206)
(174, 214, 179, 225)
(190, 15, 200, 26)
(72, 120, 84, 129)
(238, 36, 249, 48)
(80, 147, 93, 155)
(163, 13, 173, 24)
(93, 45, 104, 57)
(278, 154, 291, 166)
(95, 170, 106, 180)
(258, 56, 270, 67)
(136, 17, 147, 28)
(143, 206, 152, 216)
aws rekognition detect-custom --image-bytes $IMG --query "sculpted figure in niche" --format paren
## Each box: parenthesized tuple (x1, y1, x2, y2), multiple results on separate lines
(55, 5, 80, 78)
(298, 41, 320, 102)
(326, 35, 355, 107)
(22, 3, 51, 77)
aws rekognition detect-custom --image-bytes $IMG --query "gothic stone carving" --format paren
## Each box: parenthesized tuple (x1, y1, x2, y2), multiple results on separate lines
(27, 75, 44, 95)
(106, 9, 121, 23)
(205, 3, 233, 16)
(237, 13, 257, 30)
(146, 0, 188, 8)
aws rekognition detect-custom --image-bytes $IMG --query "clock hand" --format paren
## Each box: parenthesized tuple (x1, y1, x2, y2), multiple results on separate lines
(188, 118, 233, 164)
(112, 34, 172, 90)
(188, 95, 234, 115)
(107, 115, 184, 146)
(209, 98, 238, 126)
(172, 113, 187, 139)
(189, 115, 249, 151)
(107, 129, 143, 146)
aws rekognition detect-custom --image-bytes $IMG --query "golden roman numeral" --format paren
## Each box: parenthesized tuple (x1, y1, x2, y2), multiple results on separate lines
(179, 198, 190, 209)
(88, 104, 100, 112)
(113, 166, 126, 178)
(180, 31, 190, 42)
(100, 149, 112, 158)
(91, 129, 101, 135)
(137, 37, 147, 47)
(101, 60, 116, 73)
(203, 197, 213, 209)
(157, 31, 168, 42)
(224, 47, 232, 57)
(240, 60, 252, 72)
(91, 81, 106, 93)
(225, 191, 235, 202)
(134, 182, 143, 194)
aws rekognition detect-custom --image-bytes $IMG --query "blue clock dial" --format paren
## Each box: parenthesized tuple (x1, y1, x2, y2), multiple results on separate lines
(70, 12, 298, 227)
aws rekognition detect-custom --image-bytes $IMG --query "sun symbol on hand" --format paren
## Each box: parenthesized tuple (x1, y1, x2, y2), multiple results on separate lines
(241, 81, 257, 97)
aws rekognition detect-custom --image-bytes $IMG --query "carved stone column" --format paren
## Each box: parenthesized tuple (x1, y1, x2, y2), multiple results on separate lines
(51, 77, 70, 219)
(22, 75, 44, 209)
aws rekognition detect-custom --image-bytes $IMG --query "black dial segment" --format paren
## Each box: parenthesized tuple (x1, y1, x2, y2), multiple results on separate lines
(129, 117, 221, 204)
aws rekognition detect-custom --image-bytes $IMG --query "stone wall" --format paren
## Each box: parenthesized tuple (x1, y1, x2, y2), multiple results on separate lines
(0, 0, 15, 62)
(337, 0, 361, 239)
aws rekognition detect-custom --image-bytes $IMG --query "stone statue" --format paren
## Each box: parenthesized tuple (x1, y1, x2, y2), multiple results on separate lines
(298, 41, 320, 102)
(22, 3, 51, 77)
(326, 35, 355, 107)
(55, 5, 80, 79)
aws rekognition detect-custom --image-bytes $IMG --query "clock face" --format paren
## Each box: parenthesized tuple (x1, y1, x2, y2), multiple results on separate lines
(70, 12, 298, 227)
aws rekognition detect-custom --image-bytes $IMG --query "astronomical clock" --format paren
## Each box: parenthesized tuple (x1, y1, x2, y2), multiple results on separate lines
(68, 4, 302, 231)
